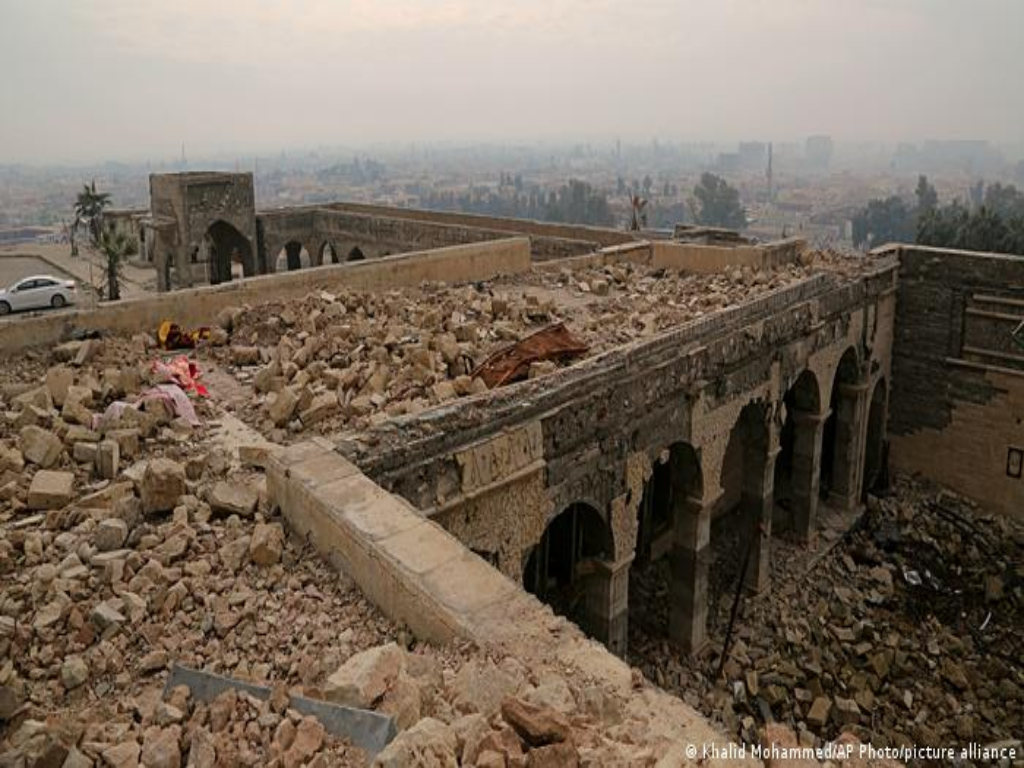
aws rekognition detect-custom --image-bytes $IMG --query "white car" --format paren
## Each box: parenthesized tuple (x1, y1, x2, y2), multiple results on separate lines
(0, 275, 78, 315)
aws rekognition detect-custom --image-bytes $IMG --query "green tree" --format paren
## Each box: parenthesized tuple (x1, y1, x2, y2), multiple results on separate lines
(917, 201, 1024, 256)
(97, 230, 136, 302)
(73, 180, 112, 254)
(917, 202, 969, 248)
(915, 175, 938, 213)
(982, 183, 1024, 219)
(543, 179, 612, 226)
(851, 196, 915, 249)
(691, 173, 746, 229)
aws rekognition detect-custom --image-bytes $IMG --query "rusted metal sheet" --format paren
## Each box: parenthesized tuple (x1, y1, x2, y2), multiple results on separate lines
(471, 322, 588, 388)
(163, 664, 396, 756)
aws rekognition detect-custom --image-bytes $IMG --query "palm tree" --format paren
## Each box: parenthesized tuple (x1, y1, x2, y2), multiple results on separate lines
(97, 230, 136, 302)
(73, 180, 112, 251)
(628, 194, 648, 231)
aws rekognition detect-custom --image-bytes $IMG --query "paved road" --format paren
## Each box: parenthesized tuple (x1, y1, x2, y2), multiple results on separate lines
(0, 254, 97, 320)
(0, 243, 156, 298)
(0, 256, 61, 289)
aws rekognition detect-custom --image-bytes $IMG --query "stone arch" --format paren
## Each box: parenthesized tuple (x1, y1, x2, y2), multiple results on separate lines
(319, 241, 340, 265)
(774, 369, 823, 536)
(717, 400, 773, 593)
(206, 219, 254, 285)
(821, 346, 867, 510)
(348, 245, 366, 261)
(523, 501, 614, 646)
(862, 376, 889, 499)
(275, 241, 311, 272)
(635, 442, 702, 565)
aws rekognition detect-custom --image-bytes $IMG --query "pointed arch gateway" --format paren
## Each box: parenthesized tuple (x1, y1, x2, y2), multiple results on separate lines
(205, 220, 255, 285)
(320, 241, 340, 265)
(523, 501, 620, 651)
(862, 377, 889, 499)
(276, 241, 310, 272)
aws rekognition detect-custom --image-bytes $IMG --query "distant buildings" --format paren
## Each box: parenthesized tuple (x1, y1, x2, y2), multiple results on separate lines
(805, 135, 834, 171)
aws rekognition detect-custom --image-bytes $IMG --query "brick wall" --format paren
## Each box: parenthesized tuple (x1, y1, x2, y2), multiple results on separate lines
(887, 245, 1024, 519)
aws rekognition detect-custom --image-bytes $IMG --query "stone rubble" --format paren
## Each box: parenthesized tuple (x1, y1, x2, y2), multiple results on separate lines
(211, 254, 866, 442)
(629, 475, 1023, 755)
(2, 250, 1007, 766)
(0, 341, 403, 765)
(0, 331, 714, 768)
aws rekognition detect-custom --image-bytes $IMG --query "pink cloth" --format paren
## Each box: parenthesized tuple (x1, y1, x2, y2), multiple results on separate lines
(92, 383, 200, 430)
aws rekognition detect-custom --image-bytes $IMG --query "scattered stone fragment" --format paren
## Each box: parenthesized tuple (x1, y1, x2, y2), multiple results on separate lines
(140, 458, 187, 514)
(61, 656, 89, 690)
(806, 696, 831, 729)
(500, 696, 569, 747)
(249, 522, 285, 566)
(268, 387, 300, 427)
(325, 642, 404, 708)
(833, 696, 861, 725)
(141, 725, 182, 768)
(96, 439, 121, 479)
(102, 740, 140, 768)
(19, 425, 63, 468)
(373, 717, 458, 768)
(282, 716, 325, 768)
(209, 481, 259, 517)
(95, 517, 130, 551)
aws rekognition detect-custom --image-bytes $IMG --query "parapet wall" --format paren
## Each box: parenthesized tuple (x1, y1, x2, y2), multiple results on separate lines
(0, 238, 531, 356)
(323, 201, 635, 248)
(886, 244, 1024, 519)
(651, 237, 806, 273)
(256, 205, 600, 266)
(267, 439, 752, 765)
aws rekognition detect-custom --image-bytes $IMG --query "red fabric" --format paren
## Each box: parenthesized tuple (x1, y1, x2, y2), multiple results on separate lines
(152, 355, 209, 397)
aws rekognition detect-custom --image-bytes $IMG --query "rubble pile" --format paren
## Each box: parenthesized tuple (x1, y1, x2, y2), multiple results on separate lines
(0, 337, 739, 768)
(0, 341, 413, 764)
(630, 476, 1024, 754)
(216, 254, 857, 441)
(319, 641, 692, 767)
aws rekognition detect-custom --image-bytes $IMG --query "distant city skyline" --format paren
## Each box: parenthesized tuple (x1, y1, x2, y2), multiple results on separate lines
(1, 0, 1023, 164)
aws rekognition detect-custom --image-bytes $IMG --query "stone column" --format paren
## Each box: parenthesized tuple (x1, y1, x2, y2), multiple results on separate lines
(790, 410, 829, 543)
(668, 495, 712, 654)
(829, 381, 870, 512)
(741, 445, 779, 594)
(583, 555, 633, 658)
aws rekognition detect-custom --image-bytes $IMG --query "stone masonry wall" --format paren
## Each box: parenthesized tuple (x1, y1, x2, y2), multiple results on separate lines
(256, 207, 596, 269)
(887, 245, 1024, 519)
(0, 238, 532, 356)
(343, 261, 899, 575)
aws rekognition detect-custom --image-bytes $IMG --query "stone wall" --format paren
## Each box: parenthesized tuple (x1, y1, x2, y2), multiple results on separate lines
(323, 201, 634, 248)
(886, 245, 1024, 519)
(342, 260, 898, 593)
(256, 206, 596, 269)
(267, 439, 754, 765)
(0, 238, 532, 356)
(150, 172, 257, 289)
(650, 238, 806, 274)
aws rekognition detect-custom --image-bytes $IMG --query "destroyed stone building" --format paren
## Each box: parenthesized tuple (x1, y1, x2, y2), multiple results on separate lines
(0, 192, 1021, 765)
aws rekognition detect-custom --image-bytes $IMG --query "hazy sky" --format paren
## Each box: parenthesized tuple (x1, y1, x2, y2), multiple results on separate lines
(1, 0, 1022, 164)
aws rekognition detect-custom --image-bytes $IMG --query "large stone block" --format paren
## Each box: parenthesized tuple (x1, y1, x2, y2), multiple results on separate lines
(140, 458, 186, 514)
(209, 481, 259, 517)
(28, 470, 75, 510)
(19, 426, 63, 468)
